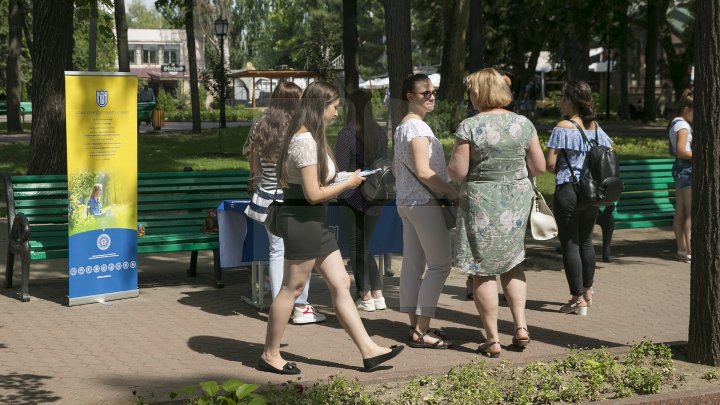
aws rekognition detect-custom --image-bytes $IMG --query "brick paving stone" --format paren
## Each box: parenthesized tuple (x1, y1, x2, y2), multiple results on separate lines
(0, 220, 699, 403)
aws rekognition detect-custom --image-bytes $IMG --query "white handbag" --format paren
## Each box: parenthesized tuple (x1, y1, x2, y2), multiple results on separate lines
(529, 179, 558, 240)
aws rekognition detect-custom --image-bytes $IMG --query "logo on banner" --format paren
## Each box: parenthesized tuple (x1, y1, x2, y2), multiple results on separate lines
(96, 90, 109, 107)
(97, 234, 111, 250)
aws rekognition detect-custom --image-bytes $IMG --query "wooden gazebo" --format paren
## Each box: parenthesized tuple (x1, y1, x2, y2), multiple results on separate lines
(229, 64, 321, 108)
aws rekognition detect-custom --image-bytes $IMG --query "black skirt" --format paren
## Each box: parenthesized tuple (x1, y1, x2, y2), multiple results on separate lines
(278, 183, 339, 260)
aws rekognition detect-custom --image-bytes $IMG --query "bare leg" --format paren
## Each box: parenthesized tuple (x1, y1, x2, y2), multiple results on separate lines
(500, 265, 528, 340)
(673, 185, 688, 254)
(473, 275, 500, 344)
(681, 187, 692, 257)
(313, 250, 390, 359)
(261, 259, 313, 369)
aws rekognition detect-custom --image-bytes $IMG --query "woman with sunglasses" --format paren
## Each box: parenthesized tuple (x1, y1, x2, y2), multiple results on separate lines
(259, 81, 403, 375)
(394, 74, 458, 350)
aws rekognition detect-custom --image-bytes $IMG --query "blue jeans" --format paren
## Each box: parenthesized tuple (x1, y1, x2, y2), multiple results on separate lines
(264, 225, 309, 305)
(672, 159, 692, 189)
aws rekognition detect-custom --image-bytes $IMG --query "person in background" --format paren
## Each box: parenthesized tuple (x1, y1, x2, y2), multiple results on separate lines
(244, 81, 326, 324)
(522, 77, 539, 122)
(259, 81, 403, 375)
(394, 73, 458, 350)
(335, 89, 388, 312)
(546, 80, 613, 316)
(668, 89, 693, 263)
(448, 68, 545, 358)
(139, 83, 156, 102)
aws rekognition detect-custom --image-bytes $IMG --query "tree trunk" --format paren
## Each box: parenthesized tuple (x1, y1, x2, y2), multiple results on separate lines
(564, 36, 590, 81)
(467, 0, 483, 73)
(688, 0, 720, 367)
(185, 0, 201, 133)
(6, 0, 23, 132)
(27, 0, 74, 174)
(619, 41, 629, 119)
(382, 0, 412, 131)
(88, 0, 98, 71)
(438, 0, 470, 105)
(342, 0, 359, 96)
(642, 0, 662, 120)
(115, 0, 130, 72)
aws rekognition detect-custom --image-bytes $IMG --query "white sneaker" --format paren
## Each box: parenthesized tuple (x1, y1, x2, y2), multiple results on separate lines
(292, 305, 326, 324)
(373, 297, 387, 310)
(356, 298, 376, 312)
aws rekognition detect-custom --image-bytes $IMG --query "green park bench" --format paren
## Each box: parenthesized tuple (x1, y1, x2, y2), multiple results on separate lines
(0, 100, 33, 122)
(594, 158, 675, 261)
(3, 170, 250, 302)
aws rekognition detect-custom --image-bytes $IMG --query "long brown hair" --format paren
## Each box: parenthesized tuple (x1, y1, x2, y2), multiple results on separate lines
(251, 81, 303, 163)
(345, 89, 383, 166)
(277, 81, 340, 188)
(675, 89, 693, 116)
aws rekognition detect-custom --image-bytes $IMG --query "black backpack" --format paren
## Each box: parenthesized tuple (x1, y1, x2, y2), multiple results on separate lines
(561, 120, 623, 207)
(361, 157, 396, 204)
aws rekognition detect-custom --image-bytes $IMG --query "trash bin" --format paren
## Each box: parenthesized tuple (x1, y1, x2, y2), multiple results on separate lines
(152, 109, 165, 130)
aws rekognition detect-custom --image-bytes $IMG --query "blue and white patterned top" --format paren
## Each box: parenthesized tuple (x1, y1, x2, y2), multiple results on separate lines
(547, 124, 613, 185)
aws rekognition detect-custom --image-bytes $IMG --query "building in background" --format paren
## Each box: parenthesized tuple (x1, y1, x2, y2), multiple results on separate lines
(122, 29, 206, 97)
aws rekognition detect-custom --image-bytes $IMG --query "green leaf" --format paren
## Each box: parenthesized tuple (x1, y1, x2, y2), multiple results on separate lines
(197, 398, 210, 405)
(220, 397, 237, 405)
(235, 384, 260, 400)
(200, 381, 220, 397)
(220, 379, 243, 393)
(169, 392, 178, 400)
(179, 386, 195, 396)
(247, 394, 269, 405)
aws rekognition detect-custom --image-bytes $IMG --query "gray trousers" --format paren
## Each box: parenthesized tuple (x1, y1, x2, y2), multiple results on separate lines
(397, 204, 452, 317)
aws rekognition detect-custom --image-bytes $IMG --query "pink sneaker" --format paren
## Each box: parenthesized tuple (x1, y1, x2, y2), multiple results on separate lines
(292, 305, 326, 324)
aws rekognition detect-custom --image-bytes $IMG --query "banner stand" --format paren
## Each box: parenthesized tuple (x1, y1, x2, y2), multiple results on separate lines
(65, 71, 139, 306)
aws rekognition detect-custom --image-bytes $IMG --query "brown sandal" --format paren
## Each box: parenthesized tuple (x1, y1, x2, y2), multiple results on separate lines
(408, 329, 449, 349)
(477, 341, 501, 358)
(512, 327, 531, 348)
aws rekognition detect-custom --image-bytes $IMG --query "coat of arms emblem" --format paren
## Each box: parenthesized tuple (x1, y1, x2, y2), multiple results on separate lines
(96, 90, 108, 107)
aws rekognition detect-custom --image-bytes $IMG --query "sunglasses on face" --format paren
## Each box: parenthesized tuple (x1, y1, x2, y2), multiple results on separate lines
(416, 90, 437, 100)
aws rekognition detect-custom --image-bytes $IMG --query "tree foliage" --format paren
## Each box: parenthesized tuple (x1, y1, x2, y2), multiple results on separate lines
(72, 2, 118, 72)
(127, 0, 166, 28)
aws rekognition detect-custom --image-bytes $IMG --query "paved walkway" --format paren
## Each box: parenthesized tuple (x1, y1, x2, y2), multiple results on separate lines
(0, 222, 689, 404)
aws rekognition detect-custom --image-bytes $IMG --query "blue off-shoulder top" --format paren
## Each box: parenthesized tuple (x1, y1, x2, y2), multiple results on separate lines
(547, 124, 613, 185)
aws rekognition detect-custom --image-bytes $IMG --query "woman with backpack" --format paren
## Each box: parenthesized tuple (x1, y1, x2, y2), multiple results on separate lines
(668, 90, 693, 263)
(243, 82, 326, 325)
(394, 73, 458, 349)
(335, 89, 388, 311)
(545, 81, 613, 316)
(259, 81, 403, 375)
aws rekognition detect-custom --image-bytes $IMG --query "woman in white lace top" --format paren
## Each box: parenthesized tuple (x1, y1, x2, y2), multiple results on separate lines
(258, 81, 403, 375)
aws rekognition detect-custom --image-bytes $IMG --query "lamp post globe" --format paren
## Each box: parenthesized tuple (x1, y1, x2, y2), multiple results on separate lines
(214, 18, 229, 129)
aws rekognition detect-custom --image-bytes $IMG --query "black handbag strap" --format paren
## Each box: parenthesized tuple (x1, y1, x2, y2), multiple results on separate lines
(559, 119, 598, 184)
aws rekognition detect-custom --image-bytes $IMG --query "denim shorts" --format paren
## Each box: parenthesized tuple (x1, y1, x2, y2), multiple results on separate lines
(672, 160, 692, 189)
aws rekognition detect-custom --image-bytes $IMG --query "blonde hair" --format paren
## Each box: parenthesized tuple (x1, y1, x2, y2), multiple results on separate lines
(465, 68, 513, 111)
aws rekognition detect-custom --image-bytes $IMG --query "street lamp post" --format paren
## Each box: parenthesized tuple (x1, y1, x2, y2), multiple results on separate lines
(214, 17, 229, 129)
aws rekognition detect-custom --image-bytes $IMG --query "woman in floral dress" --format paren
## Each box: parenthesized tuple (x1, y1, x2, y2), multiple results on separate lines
(447, 68, 545, 358)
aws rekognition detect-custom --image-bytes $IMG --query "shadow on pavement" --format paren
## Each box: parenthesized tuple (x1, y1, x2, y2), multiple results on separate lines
(0, 373, 61, 405)
(187, 335, 364, 371)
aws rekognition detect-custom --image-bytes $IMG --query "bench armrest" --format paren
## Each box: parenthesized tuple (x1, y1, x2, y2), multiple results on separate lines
(8, 212, 30, 250)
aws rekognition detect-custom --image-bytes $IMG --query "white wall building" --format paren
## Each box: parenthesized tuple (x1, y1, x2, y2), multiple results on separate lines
(123, 29, 206, 97)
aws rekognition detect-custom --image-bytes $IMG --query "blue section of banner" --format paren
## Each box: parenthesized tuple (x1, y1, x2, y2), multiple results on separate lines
(68, 228, 138, 299)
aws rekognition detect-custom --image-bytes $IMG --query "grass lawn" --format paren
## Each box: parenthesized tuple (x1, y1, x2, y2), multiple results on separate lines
(0, 122, 33, 132)
(0, 124, 668, 200)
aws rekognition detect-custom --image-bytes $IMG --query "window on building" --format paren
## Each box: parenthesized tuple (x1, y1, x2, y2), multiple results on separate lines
(163, 47, 180, 65)
(128, 45, 137, 64)
(142, 46, 158, 64)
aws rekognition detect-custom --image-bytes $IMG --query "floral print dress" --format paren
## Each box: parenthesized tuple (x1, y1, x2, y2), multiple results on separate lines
(453, 112, 535, 276)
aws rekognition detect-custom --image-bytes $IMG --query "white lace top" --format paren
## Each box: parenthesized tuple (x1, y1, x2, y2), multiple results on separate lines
(286, 132, 336, 184)
(393, 119, 449, 206)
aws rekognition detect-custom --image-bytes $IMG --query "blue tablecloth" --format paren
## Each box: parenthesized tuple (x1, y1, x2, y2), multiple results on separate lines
(217, 200, 403, 268)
